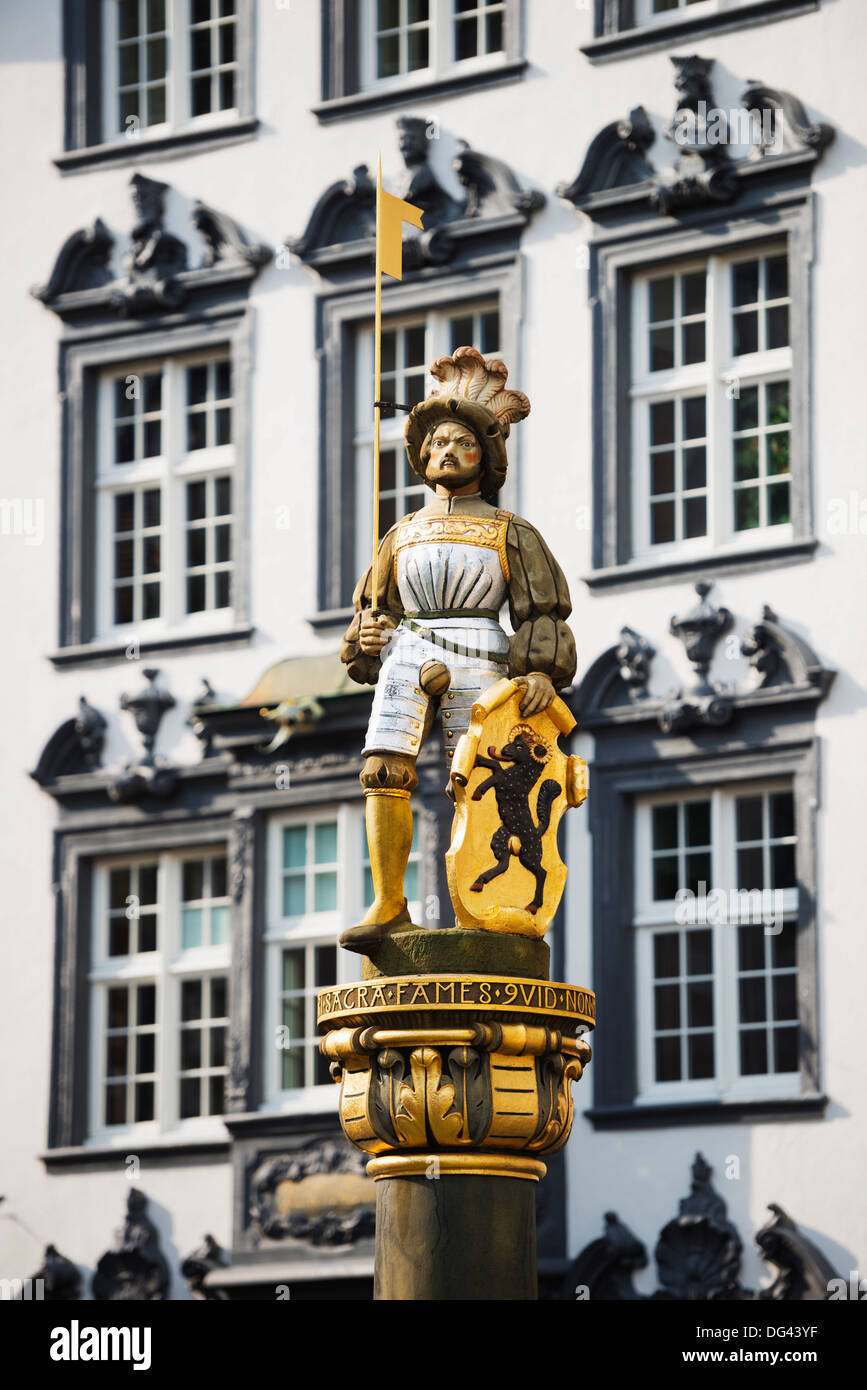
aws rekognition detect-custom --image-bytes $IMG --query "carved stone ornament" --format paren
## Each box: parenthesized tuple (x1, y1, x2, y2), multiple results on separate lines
(289, 118, 544, 274)
(30, 1244, 83, 1301)
(33, 174, 270, 322)
(556, 106, 655, 202)
(249, 1139, 375, 1246)
(91, 1189, 171, 1302)
(109, 667, 177, 802)
(575, 593, 834, 735)
(560, 59, 834, 222)
(556, 1153, 842, 1301)
(181, 1235, 230, 1300)
(659, 580, 734, 733)
(31, 695, 107, 786)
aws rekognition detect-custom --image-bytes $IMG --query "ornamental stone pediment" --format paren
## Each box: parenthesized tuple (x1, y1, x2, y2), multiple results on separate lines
(288, 115, 544, 277)
(559, 56, 834, 223)
(32, 172, 271, 324)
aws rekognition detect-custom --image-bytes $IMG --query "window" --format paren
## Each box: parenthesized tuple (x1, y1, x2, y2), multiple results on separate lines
(631, 246, 792, 560)
(97, 353, 235, 639)
(361, 0, 506, 91)
(635, 0, 727, 23)
(634, 784, 799, 1103)
(353, 302, 500, 578)
(90, 849, 231, 1141)
(266, 808, 422, 1104)
(102, 0, 239, 142)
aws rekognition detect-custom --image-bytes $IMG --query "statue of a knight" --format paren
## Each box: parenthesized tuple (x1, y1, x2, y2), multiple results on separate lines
(339, 347, 577, 952)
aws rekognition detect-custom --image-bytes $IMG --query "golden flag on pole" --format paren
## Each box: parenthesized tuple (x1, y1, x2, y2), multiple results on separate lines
(371, 157, 424, 609)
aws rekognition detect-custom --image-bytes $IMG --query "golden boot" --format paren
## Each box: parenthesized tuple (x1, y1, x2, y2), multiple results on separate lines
(339, 754, 417, 952)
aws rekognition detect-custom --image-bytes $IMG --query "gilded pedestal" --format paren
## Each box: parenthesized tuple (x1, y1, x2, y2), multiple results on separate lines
(318, 931, 594, 1299)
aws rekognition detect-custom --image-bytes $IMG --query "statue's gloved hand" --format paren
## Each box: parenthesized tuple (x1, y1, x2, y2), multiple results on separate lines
(359, 610, 399, 656)
(515, 671, 556, 717)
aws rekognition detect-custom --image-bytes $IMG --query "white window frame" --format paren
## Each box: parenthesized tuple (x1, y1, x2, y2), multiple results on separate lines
(263, 805, 423, 1114)
(359, 0, 508, 93)
(96, 350, 235, 643)
(88, 847, 231, 1147)
(634, 781, 800, 1107)
(634, 0, 728, 27)
(353, 299, 501, 578)
(631, 242, 793, 563)
(101, 0, 241, 145)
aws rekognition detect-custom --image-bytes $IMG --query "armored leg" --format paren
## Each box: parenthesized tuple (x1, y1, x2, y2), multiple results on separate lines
(339, 753, 419, 954)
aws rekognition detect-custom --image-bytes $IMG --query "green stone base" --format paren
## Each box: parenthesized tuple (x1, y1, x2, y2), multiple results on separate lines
(361, 927, 550, 982)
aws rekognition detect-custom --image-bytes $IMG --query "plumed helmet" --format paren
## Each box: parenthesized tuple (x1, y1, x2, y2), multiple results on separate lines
(404, 346, 530, 500)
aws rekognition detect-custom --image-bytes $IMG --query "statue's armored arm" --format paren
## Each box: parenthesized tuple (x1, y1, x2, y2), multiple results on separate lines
(340, 524, 405, 685)
(505, 517, 577, 691)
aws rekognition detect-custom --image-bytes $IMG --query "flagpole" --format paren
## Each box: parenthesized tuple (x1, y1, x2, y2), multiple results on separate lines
(371, 153, 383, 613)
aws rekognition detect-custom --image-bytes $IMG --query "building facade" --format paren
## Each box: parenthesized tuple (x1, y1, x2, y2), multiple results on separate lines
(1, 0, 865, 1299)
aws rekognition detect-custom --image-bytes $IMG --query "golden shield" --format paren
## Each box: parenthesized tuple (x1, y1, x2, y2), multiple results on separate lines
(446, 678, 588, 939)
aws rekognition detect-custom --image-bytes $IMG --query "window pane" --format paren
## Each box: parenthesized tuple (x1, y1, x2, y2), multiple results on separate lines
(686, 851, 711, 896)
(653, 932, 679, 979)
(682, 396, 705, 440)
(650, 501, 675, 545)
(736, 795, 763, 842)
(773, 924, 796, 970)
(768, 482, 790, 527)
(211, 905, 231, 946)
(687, 1033, 714, 1080)
(766, 305, 789, 349)
(734, 387, 759, 433)
(681, 272, 705, 316)
(181, 1029, 201, 1070)
(652, 804, 678, 850)
(655, 1035, 680, 1082)
(650, 400, 674, 445)
(737, 846, 764, 891)
(739, 976, 766, 1023)
(766, 255, 788, 300)
(649, 277, 674, 322)
(137, 984, 156, 1025)
(772, 973, 797, 1021)
(651, 452, 674, 495)
(686, 929, 712, 976)
(732, 260, 759, 307)
(654, 983, 680, 1030)
(773, 1026, 799, 1073)
(681, 321, 705, 365)
(739, 1029, 767, 1075)
(738, 925, 765, 972)
(684, 448, 706, 492)
(181, 979, 202, 1021)
(109, 918, 130, 955)
(135, 1080, 155, 1122)
(108, 986, 128, 1029)
(315, 945, 337, 988)
(182, 908, 204, 949)
(282, 948, 305, 992)
(283, 826, 306, 869)
(314, 871, 338, 912)
(735, 488, 760, 532)
(282, 875, 306, 917)
(683, 495, 706, 539)
(771, 843, 796, 890)
(687, 980, 712, 1028)
(734, 438, 759, 481)
(733, 311, 758, 357)
(314, 822, 338, 864)
(653, 855, 678, 900)
(650, 326, 674, 372)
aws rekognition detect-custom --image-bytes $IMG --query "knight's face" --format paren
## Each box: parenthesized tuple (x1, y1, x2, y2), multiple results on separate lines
(425, 421, 483, 490)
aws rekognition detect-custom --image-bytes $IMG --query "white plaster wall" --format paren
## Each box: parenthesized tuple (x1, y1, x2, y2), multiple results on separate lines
(1, 0, 865, 1293)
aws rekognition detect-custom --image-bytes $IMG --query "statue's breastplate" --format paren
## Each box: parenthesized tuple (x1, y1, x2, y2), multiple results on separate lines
(394, 514, 510, 614)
